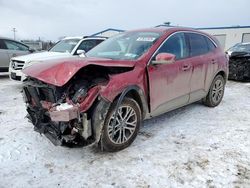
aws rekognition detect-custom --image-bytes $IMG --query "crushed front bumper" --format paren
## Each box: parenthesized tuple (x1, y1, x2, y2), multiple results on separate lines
(23, 81, 94, 146)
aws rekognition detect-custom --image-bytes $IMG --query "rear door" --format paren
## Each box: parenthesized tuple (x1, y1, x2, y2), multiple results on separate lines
(186, 33, 217, 102)
(0, 39, 10, 69)
(3, 39, 30, 59)
(147, 32, 192, 116)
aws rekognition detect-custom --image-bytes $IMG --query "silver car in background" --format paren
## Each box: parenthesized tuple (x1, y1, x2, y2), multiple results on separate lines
(0, 37, 33, 72)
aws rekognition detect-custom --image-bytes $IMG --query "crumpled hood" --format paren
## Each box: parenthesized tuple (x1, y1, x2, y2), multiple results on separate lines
(22, 57, 136, 86)
(11, 51, 72, 62)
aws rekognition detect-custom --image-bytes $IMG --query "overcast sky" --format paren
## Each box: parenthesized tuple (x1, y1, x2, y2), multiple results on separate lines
(0, 0, 249, 41)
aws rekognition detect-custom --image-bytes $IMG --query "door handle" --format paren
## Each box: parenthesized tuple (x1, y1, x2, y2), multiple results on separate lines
(182, 64, 191, 71)
(211, 59, 217, 64)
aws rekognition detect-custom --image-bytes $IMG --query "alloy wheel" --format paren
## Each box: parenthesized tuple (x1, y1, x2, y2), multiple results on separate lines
(107, 105, 137, 144)
(212, 79, 224, 104)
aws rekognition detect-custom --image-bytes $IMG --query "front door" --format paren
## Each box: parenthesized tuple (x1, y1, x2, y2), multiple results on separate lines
(147, 32, 192, 117)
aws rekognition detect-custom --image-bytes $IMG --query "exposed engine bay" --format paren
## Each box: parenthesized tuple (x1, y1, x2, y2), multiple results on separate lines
(22, 65, 133, 146)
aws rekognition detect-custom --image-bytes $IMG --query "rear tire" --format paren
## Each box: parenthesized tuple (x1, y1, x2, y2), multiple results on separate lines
(203, 75, 225, 107)
(99, 97, 141, 152)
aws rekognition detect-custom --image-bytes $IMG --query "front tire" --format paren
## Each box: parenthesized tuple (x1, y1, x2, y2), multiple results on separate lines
(99, 97, 141, 152)
(203, 75, 225, 107)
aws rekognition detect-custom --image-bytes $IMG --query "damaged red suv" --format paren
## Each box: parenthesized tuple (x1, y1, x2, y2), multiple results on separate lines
(22, 27, 228, 151)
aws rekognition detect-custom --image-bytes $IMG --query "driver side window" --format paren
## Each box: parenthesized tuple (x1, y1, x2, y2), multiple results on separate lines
(156, 33, 188, 60)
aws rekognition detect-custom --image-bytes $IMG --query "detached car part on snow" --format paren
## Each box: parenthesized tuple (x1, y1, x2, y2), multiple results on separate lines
(22, 27, 228, 152)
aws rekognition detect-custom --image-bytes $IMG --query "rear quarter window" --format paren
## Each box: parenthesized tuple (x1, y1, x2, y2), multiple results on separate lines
(205, 37, 216, 51)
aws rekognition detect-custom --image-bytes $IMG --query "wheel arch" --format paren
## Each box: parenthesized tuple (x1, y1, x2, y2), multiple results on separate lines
(205, 69, 227, 96)
(123, 87, 149, 119)
(113, 85, 149, 120)
(216, 70, 227, 81)
(90, 85, 149, 146)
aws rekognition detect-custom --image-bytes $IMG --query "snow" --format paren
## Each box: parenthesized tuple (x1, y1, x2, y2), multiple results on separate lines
(0, 74, 250, 187)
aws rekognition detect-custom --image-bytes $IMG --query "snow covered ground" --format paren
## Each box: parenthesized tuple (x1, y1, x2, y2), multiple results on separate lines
(0, 74, 250, 188)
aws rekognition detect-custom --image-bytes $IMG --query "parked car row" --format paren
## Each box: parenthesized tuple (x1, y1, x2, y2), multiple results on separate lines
(9, 36, 106, 81)
(21, 27, 228, 151)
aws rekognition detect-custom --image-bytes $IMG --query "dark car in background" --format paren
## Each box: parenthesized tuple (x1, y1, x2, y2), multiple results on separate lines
(226, 43, 250, 81)
(0, 37, 33, 72)
(22, 27, 228, 152)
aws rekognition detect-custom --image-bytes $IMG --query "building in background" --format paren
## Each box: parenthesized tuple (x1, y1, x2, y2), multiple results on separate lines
(155, 24, 250, 50)
(98, 25, 250, 51)
(91, 28, 124, 38)
(21, 40, 54, 51)
(197, 26, 250, 50)
(21, 40, 43, 51)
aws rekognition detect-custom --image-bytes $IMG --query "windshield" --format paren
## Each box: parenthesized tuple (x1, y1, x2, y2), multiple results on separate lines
(229, 43, 250, 52)
(49, 39, 80, 53)
(86, 32, 161, 60)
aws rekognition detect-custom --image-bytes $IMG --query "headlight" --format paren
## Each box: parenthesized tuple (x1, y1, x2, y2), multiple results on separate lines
(23, 61, 42, 69)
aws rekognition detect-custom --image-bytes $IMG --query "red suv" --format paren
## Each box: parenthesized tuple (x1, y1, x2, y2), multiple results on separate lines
(22, 27, 228, 151)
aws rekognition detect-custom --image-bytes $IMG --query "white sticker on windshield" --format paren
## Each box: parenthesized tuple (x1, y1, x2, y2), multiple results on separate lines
(124, 53, 137, 57)
(136, 37, 156, 42)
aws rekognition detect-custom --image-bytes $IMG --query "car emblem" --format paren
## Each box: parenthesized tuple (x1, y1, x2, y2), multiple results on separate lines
(12, 61, 17, 69)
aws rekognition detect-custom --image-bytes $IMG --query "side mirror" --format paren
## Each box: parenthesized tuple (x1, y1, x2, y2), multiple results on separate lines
(76, 49, 86, 56)
(152, 53, 176, 65)
(29, 48, 35, 53)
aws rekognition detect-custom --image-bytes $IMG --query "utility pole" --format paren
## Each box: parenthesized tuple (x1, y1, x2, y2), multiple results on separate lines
(12, 28, 17, 40)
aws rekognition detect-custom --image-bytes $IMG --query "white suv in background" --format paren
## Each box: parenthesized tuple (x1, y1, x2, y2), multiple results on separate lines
(9, 36, 105, 81)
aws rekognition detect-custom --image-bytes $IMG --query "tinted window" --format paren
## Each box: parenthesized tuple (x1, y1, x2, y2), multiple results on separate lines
(188, 33, 209, 56)
(49, 39, 80, 53)
(156, 33, 188, 60)
(4, 40, 29, 51)
(77, 39, 104, 53)
(205, 37, 216, 51)
(0, 39, 7, 49)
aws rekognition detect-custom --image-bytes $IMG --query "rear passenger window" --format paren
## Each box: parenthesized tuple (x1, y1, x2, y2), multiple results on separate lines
(156, 33, 188, 60)
(188, 33, 209, 56)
